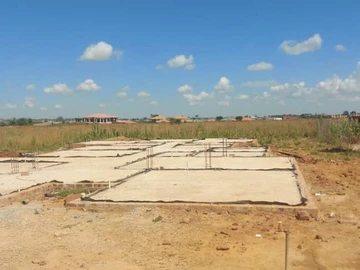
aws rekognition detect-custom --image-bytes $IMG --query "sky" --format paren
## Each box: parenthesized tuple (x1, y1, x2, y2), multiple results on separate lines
(1, 0, 360, 119)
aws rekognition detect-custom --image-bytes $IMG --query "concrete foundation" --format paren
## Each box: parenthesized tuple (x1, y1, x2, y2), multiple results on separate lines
(0, 138, 316, 216)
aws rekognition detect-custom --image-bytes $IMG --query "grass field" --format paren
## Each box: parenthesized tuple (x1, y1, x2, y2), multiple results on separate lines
(0, 119, 359, 159)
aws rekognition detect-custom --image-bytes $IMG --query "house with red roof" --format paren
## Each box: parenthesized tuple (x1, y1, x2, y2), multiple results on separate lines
(78, 113, 118, 124)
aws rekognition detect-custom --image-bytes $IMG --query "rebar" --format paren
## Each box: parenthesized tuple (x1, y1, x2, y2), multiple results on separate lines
(209, 143, 212, 168)
(204, 145, 208, 168)
(284, 229, 290, 270)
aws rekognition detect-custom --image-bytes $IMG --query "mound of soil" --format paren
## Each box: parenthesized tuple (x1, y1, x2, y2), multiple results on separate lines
(0, 151, 20, 158)
(232, 139, 260, 148)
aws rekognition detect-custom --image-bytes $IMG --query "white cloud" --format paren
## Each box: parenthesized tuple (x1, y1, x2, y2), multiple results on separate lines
(279, 34, 322, 55)
(253, 92, 271, 101)
(79, 41, 123, 61)
(76, 79, 100, 92)
(79, 41, 114, 61)
(183, 91, 212, 105)
(167, 55, 195, 70)
(177, 84, 192, 93)
(236, 94, 249, 100)
(55, 104, 63, 109)
(4, 103, 17, 109)
(214, 77, 233, 94)
(247, 62, 274, 71)
(26, 84, 35, 91)
(335, 44, 346, 51)
(99, 103, 106, 108)
(129, 98, 135, 102)
(117, 92, 127, 97)
(242, 80, 278, 88)
(336, 95, 360, 102)
(184, 63, 196, 70)
(217, 100, 229, 106)
(121, 85, 129, 92)
(39, 107, 48, 111)
(270, 83, 290, 92)
(117, 85, 129, 97)
(155, 65, 164, 70)
(137, 91, 151, 98)
(24, 97, 36, 108)
(44, 83, 72, 94)
(149, 101, 158, 105)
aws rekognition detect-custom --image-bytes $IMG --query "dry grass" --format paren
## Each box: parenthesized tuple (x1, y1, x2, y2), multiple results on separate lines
(0, 119, 358, 159)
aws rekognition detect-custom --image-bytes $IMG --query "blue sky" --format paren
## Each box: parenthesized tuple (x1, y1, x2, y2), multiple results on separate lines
(1, 0, 360, 118)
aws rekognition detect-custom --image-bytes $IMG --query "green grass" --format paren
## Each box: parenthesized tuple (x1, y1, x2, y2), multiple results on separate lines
(56, 188, 94, 198)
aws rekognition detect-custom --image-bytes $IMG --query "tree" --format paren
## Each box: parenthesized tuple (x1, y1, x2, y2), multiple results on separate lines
(150, 114, 159, 118)
(350, 111, 357, 116)
(56, 116, 64, 122)
(235, 116, 243, 121)
(216, 116, 223, 121)
(343, 110, 349, 116)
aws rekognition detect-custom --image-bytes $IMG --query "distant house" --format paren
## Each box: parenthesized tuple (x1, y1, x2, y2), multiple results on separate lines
(242, 117, 255, 121)
(76, 113, 118, 124)
(174, 115, 192, 123)
(151, 115, 169, 123)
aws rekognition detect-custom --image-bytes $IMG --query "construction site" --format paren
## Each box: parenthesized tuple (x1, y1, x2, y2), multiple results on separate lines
(0, 138, 359, 269)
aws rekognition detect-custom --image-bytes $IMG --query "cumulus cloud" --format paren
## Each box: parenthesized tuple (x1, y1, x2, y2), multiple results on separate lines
(76, 79, 100, 92)
(149, 101, 158, 105)
(177, 84, 192, 94)
(99, 103, 106, 108)
(167, 55, 195, 70)
(24, 97, 36, 108)
(279, 34, 322, 55)
(39, 107, 48, 111)
(26, 84, 35, 91)
(155, 65, 164, 70)
(268, 63, 360, 102)
(137, 91, 151, 98)
(236, 94, 249, 100)
(117, 85, 129, 97)
(117, 92, 127, 97)
(253, 92, 271, 101)
(270, 83, 290, 92)
(183, 91, 212, 105)
(79, 41, 123, 61)
(214, 77, 233, 94)
(44, 83, 72, 94)
(247, 62, 274, 71)
(4, 103, 17, 109)
(55, 104, 63, 109)
(335, 44, 346, 51)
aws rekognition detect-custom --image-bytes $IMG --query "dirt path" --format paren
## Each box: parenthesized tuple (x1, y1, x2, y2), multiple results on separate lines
(0, 159, 359, 269)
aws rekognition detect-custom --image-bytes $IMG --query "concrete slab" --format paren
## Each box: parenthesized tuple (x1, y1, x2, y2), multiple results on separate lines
(121, 157, 294, 170)
(41, 150, 139, 158)
(0, 166, 143, 195)
(0, 162, 61, 175)
(90, 170, 302, 205)
(72, 146, 151, 151)
(212, 147, 267, 152)
(194, 152, 266, 157)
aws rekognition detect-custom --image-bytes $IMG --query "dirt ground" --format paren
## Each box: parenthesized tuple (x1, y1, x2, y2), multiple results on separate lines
(0, 157, 360, 269)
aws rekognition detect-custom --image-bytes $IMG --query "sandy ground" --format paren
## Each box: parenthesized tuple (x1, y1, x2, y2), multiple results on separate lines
(0, 158, 360, 269)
